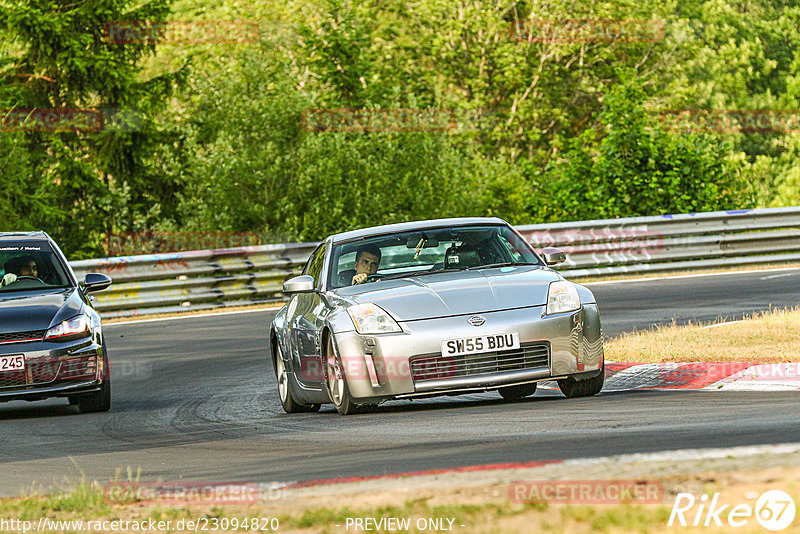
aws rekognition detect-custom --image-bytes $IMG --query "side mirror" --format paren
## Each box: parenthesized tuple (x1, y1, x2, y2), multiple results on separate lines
(542, 247, 566, 266)
(283, 274, 315, 294)
(83, 273, 112, 293)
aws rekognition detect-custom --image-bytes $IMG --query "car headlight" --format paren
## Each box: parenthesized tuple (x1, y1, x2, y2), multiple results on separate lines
(546, 281, 581, 315)
(347, 303, 402, 334)
(45, 315, 91, 341)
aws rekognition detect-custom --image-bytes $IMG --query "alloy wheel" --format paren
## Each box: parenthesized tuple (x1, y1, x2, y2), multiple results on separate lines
(326, 339, 344, 406)
(276, 347, 289, 402)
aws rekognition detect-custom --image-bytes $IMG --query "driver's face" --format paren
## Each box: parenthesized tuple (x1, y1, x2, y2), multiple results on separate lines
(20, 262, 37, 277)
(354, 252, 380, 275)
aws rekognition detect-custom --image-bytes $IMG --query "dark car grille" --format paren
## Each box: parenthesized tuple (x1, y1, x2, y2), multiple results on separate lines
(30, 362, 61, 384)
(0, 330, 46, 344)
(0, 361, 61, 388)
(410, 342, 550, 382)
(59, 356, 97, 380)
(0, 370, 26, 388)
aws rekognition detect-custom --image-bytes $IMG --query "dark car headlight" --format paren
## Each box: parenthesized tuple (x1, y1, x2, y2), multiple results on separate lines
(44, 315, 91, 342)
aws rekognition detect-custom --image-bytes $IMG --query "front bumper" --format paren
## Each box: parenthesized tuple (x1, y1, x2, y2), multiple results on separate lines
(0, 335, 106, 402)
(334, 304, 603, 401)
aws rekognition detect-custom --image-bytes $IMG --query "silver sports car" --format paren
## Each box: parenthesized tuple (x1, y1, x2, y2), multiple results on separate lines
(270, 218, 604, 415)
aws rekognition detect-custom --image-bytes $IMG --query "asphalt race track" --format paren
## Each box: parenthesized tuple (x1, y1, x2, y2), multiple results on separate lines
(1, 268, 799, 495)
(587, 267, 800, 337)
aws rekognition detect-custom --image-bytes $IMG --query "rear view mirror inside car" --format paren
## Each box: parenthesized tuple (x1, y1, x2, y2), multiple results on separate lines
(405, 236, 439, 248)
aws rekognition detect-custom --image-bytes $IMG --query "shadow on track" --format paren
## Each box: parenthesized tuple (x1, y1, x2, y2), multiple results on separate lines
(0, 401, 78, 420)
(315, 391, 566, 415)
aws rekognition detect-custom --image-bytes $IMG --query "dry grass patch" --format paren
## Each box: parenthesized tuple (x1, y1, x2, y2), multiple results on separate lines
(3, 465, 799, 533)
(606, 307, 800, 363)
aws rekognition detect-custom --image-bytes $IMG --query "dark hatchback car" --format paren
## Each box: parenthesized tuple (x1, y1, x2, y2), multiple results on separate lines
(0, 232, 112, 413)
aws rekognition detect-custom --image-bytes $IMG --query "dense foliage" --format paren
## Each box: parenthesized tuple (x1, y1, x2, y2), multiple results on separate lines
(1, 0, 798, 256)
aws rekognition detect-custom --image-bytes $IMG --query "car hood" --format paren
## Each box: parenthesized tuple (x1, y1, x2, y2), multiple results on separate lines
(0, 288, 83, 334)
(333, 266, 560, 321)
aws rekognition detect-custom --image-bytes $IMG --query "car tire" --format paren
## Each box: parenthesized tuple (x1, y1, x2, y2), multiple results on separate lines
(273, 344, 320, 414)
(74, 349, 112, 413)
(498, 382, 538, 400)
(558, 370, 605, 398)
(325, 336, 364, 415)
(76, 378, 111, 413)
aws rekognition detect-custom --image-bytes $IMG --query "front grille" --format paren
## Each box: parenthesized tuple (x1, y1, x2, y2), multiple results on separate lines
(0, 330, 46, 344)
(0, 370, 26, 388)
(30, 361, 60, 384)
(0, 361, 61, 389)
(410, 342, 550, 382)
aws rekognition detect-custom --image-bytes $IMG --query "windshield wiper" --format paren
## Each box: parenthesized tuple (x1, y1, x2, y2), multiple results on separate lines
(0, 285, 72, 293)
(466, 262, 541, 270)
(380, 268, 463, 280)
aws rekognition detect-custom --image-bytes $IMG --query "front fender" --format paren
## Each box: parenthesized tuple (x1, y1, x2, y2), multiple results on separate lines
(270, 305, 289, 364)
(325, 306, 356, 334)
(575, 283, 597, 305)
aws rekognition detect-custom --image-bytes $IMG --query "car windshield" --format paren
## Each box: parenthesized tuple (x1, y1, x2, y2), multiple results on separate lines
(328, 224, 544, 289)
(0, 242, 72, 292)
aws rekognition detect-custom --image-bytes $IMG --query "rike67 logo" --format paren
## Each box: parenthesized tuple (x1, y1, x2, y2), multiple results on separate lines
(669, 490, 796, 531)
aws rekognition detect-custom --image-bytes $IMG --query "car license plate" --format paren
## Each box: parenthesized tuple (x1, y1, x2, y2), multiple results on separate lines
(442, 333, 520, 357)
(0, 355, 24, 372)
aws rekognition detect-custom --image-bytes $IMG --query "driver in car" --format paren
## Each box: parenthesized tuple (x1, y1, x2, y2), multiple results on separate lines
(1, 256, 39, 287)
(340, 245, 381, 286)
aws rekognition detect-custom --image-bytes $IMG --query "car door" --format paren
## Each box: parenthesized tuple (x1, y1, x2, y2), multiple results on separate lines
(288, 243, 328, 387)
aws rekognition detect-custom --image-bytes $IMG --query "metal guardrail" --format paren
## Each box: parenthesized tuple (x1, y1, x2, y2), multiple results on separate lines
(515, 206, 800, 278)
(71, 207, 800, 318)
(71, 243, 317, 318)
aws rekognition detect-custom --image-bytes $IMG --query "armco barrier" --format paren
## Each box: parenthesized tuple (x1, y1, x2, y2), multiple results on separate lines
(515, 206, 800, 278)
(71, 207, 800, 318)
(70, 243, 318, 318)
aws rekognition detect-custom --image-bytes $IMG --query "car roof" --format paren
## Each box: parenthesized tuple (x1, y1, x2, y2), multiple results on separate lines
(330, 217, 509, 244)
(0, 231, 49, 241)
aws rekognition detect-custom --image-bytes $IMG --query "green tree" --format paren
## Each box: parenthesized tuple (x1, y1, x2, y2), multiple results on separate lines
(0, 0, 183, 257)
(542, 74, 751, 220)
(163, 39, 505, 241)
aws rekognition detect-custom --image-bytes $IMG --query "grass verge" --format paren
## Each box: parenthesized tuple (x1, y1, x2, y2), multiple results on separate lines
(606, 307, 800, 363)
(2, 465, 797, 533)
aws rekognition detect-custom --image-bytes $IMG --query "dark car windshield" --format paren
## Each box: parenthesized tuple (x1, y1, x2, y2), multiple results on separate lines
(328, 224, 543, 289)
(0, 242, 72, 292)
